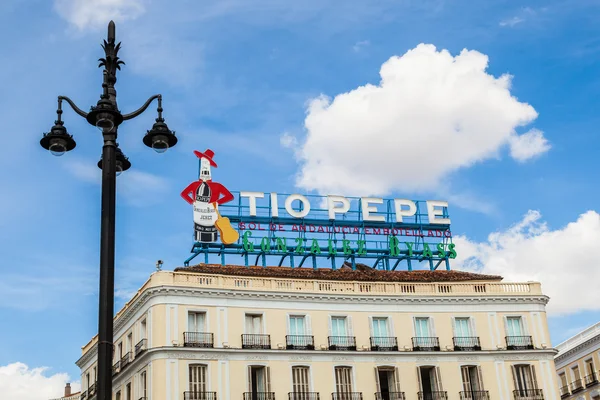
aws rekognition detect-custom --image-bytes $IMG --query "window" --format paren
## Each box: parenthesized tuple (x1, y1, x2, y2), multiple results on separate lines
(292, 366, 310, 393)
(330, 317, 351, 348)
(86, 373, 90, 390)
(189, 364, 208, 393)
(93, 366, 97, 382)
(572, 365, 581, 382)
(415, 318, 431, 337)
(245, 314, 263, 334)
(586, 359, 595, 377)
(372, 318, 389, 337)
(189, 312, 207, 332)
(289, 316, 306, 335)
(454, 318, 472, 337)
(125, 383, 131, 400)
(116, 391, 121, 400)
(117, 342, 123, 360)
(335, 366, 353, 395)
(461, 366, 484, 393)
(140, 371, 147, 398)
(127, 333, 133, 353)
(512, 365, 538, 393)
(506, 317, 524, 336)
(331, 317, 348, 336)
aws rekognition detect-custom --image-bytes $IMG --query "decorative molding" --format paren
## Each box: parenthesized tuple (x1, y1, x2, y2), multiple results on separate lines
(290, 355, 313, 361)
(457, 356, 478, 361)
(245, 355, 268, 361)
(416, 356, 438, 362)
(375, 357, 396, 362)
(555, 333, 600, 366)
(332, 356, 354, 361)
(165, 351, 229, 360)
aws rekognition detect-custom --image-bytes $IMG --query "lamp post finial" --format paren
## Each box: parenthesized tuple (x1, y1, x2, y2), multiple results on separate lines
(108, 20, 116, 42)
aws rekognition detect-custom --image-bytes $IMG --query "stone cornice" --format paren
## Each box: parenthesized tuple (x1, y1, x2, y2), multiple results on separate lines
(76, 285, 550, 368)
(555, 332, 600, 367)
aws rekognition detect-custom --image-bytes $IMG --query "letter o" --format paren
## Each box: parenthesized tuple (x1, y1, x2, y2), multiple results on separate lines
(285, 194, 311, 218)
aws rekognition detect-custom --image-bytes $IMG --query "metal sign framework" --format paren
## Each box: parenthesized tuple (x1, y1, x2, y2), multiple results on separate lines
(184, 191, 454, 271)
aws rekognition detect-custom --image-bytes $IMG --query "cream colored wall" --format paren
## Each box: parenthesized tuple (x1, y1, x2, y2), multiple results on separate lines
(556, 344, 600, 387)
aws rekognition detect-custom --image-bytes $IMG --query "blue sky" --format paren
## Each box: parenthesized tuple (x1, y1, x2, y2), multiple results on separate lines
(1, 0, 600, 397)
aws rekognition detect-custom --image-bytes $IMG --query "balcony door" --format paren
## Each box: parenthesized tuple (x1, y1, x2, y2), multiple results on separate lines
(335, 366, 353, 397)
(461, 366, 483, 393)
(415, 318, 432, 347)
(292, 366, 310, 396)
(331, 317, 349, 346)
(512, 365, 538, 394)
(246, 314, 263, 334)
(290, 316, 307, 346)
(376, 367, 399, 400)
(189, 364, 207, 396)
(249, 366, 271, 400)
(506, 317, 524, 336)
(189, 312, 206, 332)
(418, 366, 442, 397)
(372, 318, 389, 347)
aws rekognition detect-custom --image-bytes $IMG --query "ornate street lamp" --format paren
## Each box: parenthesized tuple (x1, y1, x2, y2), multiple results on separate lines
(40, 21, 177, 400)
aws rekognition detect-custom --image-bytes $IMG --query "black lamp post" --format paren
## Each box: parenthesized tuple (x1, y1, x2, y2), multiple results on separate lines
(40, 21, 177, 400)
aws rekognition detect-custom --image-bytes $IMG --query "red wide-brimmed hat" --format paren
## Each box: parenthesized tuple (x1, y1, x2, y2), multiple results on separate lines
(194, 149, 217, 167)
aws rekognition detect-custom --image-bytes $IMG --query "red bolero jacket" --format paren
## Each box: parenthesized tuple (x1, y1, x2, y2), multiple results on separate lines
(180, 180, 234, 206)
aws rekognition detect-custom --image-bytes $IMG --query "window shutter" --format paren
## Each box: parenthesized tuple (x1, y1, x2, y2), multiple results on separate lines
(511, 365, 519, 392)
(369, 317, 374, 338)
(286, 315, 291, 335)
(416, 367, 423, 391)
(451, 317, 456, 338)
(328, 317, 333, 337)
(394, 367, 401, 392)
(435, 366, 443, 391)
(430, 317, 436, 337)
(266, 366, 272, 392)
(531, 365, 538, 390)
(306, 315, 313, 335)
(477, 366, 485, 391)
(503, 316, 510, 345)
(347, 316, 354, 336)
(374, 367, 381, 393)
(248, 366, 253, 392)
(387, 316, 394, 337)
(469, 317, 476, 337)
(521, 316, 529, 335)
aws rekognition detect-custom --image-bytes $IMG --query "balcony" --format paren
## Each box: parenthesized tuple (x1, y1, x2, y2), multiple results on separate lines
(375, 392, 405, 400)
(112, 360, 120, 376)
(453, 337, 481, 351)
(570, 379, 583, 394)
(120, 352, 132, 371)
(331, 392, 363, 400)
(89, 382, 97, 397)
(138, 398, 148, 400)
(412, 337, 440, 351)
(559, 385, 570, 399)
(286, 335, 315, 350)
(135, 339, 147, 356)
(242, 334, 271, 349)
(585, 372, 599, 386)
(243, 392, 275, 400)
(184, 391, 218, 400)
(288, 392, 320, 400)
(81, 390, 87, 400)
(370, 337, 398, 351)
(184, 332, 215, 348)
(417, 391, 447, 400)
(328, 336, 357, 351)
(459, 391, 489, 400)
(505, 336, 534, 350)
(513, 389, 544, 400)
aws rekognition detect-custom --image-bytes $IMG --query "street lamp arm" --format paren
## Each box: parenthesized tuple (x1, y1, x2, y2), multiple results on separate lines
(122, 94, 161, 121)
(58, 96, 89, 118)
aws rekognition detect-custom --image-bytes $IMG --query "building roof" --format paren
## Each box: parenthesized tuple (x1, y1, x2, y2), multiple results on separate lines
(555, 320, 600, 355)
(175, 262, 503, 282)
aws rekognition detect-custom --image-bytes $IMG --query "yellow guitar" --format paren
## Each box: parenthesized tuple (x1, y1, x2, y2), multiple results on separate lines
(213, 203, 239, 245)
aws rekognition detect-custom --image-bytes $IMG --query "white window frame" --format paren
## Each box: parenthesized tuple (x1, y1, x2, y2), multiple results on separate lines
(413, 316, 436, 337)
(332, 365, 356, 394)
(369, 316, 394, 338)
(290, 365, 313, 393)
(452, 316, 476, 338)
(187, 308, 210, 332)
(244, 312, 266, 334)
(287, 314, 312, 335)
(329, 315, 353, 337)
(187, 362, 211, 392)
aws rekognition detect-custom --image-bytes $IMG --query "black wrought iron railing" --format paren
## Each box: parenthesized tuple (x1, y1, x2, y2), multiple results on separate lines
(412, 337, 440, 351)
(559, 385, 570, 398)
(242, 334, 271, 349)
(505, 336, 534, 350)
(184, 391, 217, 400)
(375, 392, 405, 400)
(81, 390, 87, 400)
(184, 332, 214, 348)
(585, 372, 599, 386)
(120, 351, 132, 370)
(112, 360, 120, 376)
(370, 337, 398, 351)
(459, 391, 489, 400)
(135, 339, 147, 356)
(138, 398, 148, 400)
(89, 382, 97, 396)
(328, 336, 357, 351)
(243, 392, 276, 400)
(453, 337, 481, 351)
(288, 392, 320, 400)
(417, 391, 447, 400)
(286, 335, 315, 350)
(570, 379, 583, 393)
(513, 389, 544, 400)
(331, 392, 363, 400)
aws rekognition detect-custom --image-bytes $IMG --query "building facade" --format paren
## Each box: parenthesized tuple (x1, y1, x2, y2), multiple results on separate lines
(555, 322, 600, 399)
(76, 264, 559, 400)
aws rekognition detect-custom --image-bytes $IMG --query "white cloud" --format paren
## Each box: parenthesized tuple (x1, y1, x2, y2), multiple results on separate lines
(54, 0, 145, 30)
(293, 44, 546, 196)
(0, 363, 80, 400)
(509, 128, 551, 162)
(499, 16, 525, 27)
(280, 132, 298, 149)
(453, 210, 600, 315)
(353, 40, 370, 52)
